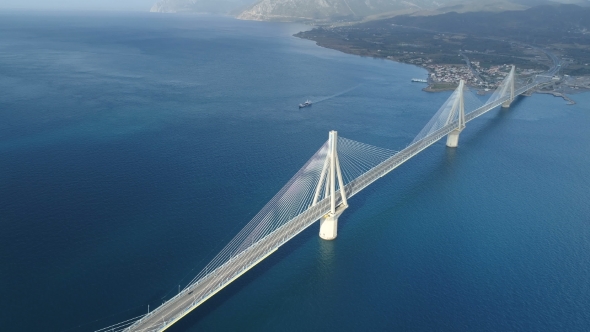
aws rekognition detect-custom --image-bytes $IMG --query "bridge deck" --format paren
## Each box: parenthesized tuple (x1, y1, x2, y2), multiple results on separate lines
(126, 82, 539, 332)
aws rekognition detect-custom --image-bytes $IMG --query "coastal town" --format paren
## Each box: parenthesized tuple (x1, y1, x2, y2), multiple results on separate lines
(418, 62, 543, 91)
(296, 8, 590, 96)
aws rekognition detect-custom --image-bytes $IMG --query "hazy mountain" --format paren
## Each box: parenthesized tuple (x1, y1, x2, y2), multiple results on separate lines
(150, 0, 590, 21)
(237, 0, 590, 22)
(238, 0, 433, 21)
(150, 0, 256, 14)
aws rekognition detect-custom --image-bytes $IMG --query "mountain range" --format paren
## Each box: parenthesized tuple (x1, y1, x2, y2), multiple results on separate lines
(150, 0, 590, 22)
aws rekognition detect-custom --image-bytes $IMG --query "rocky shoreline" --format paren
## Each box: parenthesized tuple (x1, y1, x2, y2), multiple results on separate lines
(536, 91, 577, 105)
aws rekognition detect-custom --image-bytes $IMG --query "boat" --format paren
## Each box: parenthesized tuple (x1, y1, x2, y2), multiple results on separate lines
(411, 78, 428, 83)
(299, 100, 312, 108)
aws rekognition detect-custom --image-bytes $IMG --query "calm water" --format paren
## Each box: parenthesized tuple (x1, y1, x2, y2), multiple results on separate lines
(1, 11, 589, 332)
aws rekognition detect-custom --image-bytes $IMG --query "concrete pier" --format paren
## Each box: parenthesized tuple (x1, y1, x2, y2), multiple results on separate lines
(319, 205, 347, 240)
(446, 129, 462, 148)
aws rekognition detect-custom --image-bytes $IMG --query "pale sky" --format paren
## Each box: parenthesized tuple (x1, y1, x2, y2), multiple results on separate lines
(0, 0, 157, 11)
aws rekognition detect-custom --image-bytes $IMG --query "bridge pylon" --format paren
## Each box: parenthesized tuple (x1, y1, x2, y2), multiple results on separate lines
(501, 65, 516, 108)
(313, 130, 348, 240)
(446, 80, 466, 148)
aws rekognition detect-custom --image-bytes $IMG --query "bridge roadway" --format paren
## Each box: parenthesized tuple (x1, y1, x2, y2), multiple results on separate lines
(127, 198, 334, 332)
(125, 82, 539, 332)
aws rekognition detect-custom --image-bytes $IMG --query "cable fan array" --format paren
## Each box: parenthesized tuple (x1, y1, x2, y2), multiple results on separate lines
(93, 314, 147, 332)
(183, 136, 397, 290)
(184, 141, 330, 288)
(412, 86, 483, 143)
(485, 69, 515, 105)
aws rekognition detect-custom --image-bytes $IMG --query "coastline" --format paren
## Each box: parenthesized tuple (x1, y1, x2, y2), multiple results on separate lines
(536, 91, 577, 105)
(293, 32, 454, 92)
(293, 32, 588, 103)
(292, 32, 491, 93)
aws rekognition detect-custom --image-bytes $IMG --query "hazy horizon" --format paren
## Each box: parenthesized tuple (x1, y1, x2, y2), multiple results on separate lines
(0, 0, 156, 11)
(1, 0, 588, 13)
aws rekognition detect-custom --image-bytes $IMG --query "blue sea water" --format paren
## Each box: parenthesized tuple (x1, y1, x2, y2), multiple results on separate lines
(1, 11, 590, 332)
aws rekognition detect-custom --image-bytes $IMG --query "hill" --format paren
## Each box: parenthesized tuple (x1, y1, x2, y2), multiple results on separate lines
(296, 4, 590, 76)
(237, 0, 527, 22)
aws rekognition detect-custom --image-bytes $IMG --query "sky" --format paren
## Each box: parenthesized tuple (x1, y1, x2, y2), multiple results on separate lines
(1, 0, 587, 12)
(0, 0, 157, 11)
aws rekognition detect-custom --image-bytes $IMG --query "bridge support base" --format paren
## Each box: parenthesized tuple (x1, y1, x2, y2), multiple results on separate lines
(320, 204, 347, 240)
(446, 129, 462, 148)
(501, 99, 512, 108)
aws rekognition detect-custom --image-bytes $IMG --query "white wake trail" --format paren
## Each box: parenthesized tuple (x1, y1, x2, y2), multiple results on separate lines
(312, 84, 363, 104)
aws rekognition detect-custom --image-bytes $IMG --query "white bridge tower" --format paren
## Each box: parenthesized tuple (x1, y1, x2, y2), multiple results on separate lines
(313, 130, 348, 240)
(501, 65, 516, 108)
(446, 80, 466, 148)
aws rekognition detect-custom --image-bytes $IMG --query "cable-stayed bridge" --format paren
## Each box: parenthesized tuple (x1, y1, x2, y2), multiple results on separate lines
(102, 67, 547, 332)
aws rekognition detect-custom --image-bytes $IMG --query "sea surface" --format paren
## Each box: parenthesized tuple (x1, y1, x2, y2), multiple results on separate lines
(1, 11, 589, 332)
